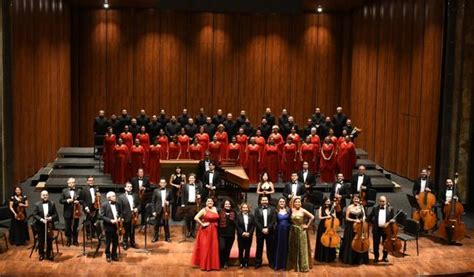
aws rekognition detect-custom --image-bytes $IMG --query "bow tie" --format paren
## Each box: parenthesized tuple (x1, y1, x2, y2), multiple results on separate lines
(262, 207, 268, 210)
(380, 207, 385, 210)
(138, 178, 143, 180)
(189, 184, 195, 186)
(160, 188, 166, 191)
(42, 201, 48, 204)
(303, 171, 308, 173)
(70, 189, 75, 191)
(447, 188, 453, 191)
(127, 192, 132, 195)
(359, 174, 364, 177)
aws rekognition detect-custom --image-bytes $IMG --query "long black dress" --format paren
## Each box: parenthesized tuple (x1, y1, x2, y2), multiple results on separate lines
(339, 211, 369, 265)
(9, 195, 30, 245)
(314, 209, 337, 262)
(171, 174, 183, 221)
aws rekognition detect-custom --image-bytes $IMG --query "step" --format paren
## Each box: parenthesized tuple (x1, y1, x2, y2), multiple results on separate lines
(354, 159, 376, 169)
(46, 176, 113, 188)
(57, 147, 94, 158)
(371, 177, 394, 188)
(355, 148, 368, 159)
(352, 169, 385, 178)
(50, 168, 108, 178)
(53, 158, 98, 168)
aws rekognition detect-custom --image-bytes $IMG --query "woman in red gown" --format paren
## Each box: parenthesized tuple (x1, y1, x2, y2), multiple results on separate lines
(328, 128, 338, 148)
(287, 126, 301, 148)
(244, 138, 261, 184)
(208, 136, 222, 164)
(189, 139, 204, 160)
(178, 128, 191, 159)
(320, 137, 337, 183)
(157, 129, 169, 160)
(191, 198, 220, 271)
(215, 125, 228, 160)
(337, 135, 357, 181)
(168, 136, 181, 160)
(103, 127, 116, 174)
(136, 126, 151, 173)
(300, 136, 317, 174)
(148, 138, 162, 185)
(227, 136, 241, 165)
(337, 129, 349, 150)
(253, 129, 266, 157)
(235, 128, 248, 164)
(308, 127, 321, 173)
(268, 126, 284, 160)
(263, 137, 280, 183)
(113, 138, 129, 184)
(195, 126, 210, 153)
(282, 137, 298, 182)
(130, 139, 145, 179)
(120, 125, 133, 151)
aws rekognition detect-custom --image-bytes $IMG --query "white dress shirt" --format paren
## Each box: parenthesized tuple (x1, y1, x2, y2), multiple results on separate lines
(160, 189, 167, 207)
(303, 171, 308, 183)
(378, 206, 387, 227)
(263, 209, 268, 227)
(69, 190, 75, 199)
(420, 179, 427, 192)
(90, 188, 96, 203)
(138, 179, 143, 190)
(205, 161, 210, 171)
(43, 203, 49, 217)
(209, 172, 214, 185)
(446, 190, 453, 202)
(110, 203, 118, 220)
(243, 214, 249, 232)
(291, 183, 298, 196)
(188, 185, 196, 203)
(335, 182, 342, 195)
(126, 193, 134, 209)
(357, 175, 364, 192)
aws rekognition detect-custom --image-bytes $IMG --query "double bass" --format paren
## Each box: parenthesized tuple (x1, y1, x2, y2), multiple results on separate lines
(412, 165, 437, 230)
(383, 209, 403, 253)
(321, 203, 340, 248)
(438, 173, 465, 242)
(352, 214, 370, 253)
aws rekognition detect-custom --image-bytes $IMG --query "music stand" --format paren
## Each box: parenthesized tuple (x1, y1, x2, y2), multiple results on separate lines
(406, 194, 420, 214)
(136, 203, 154, 254)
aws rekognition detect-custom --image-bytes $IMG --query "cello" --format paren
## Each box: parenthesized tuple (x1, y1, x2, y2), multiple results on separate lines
(352, 211, 370, 253)
(321, 203, 341, 248)
(383, 209, 403, 253)
(412, 165, 437, 230)
(438, 173, 465, 242)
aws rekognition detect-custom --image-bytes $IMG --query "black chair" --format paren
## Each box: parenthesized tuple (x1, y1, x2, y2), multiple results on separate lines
(0, 229, 8, 253)
(306, 190, 324, 210)
(93, 220, 106, 258)
(397, 213, 419, 257)
(365, 188, 377, 207)
(29, 221, 61, 258)
(0, 205, 11, 229)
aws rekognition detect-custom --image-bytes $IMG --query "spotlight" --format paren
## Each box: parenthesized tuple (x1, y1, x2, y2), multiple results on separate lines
(103, 0, 109, 9)
(316, 5, 323, 13)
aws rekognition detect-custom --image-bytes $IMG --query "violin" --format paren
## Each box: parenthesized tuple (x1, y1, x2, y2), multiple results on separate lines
(320, 203, 340, 248)
(15, 196, 26, 221)
(139, 187, 145, 203)
(412, 165, 437, 230)
(117, 218, 125, 237)
(438, 173, 465, 242)
(93, 191, 101, 210)
(383, 209, 403, 253)
(131, 210, 139, 226)
(352, 214, 370, 253)
(164, 202, 170, 221)
(73, 196, 82, 219)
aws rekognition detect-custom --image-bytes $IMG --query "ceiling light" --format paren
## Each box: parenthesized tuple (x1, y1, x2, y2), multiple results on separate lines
(316, 5, 323, 13)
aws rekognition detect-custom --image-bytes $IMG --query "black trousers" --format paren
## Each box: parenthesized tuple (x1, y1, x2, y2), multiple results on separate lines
(65, 217, 79, 242)
(123, 221, 135, 245)
(237, 236, 252, 265)
(256, 232, 275, 267)
(36, 224, 53, 256)
(85, 210, 98, 238)
(105, 231, 118, 257)
(183, 205, 197, 235)
(154, 212, 170, 239)
(373, 227, 388, 260)
(219, 235, 234, 267)
(139, 202, 148, 226)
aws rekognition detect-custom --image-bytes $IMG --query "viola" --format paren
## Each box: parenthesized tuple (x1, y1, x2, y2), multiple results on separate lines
(15, 196, 26, 221)
(383, 209, 403, 253)
(131, 211, 139, 226)
(320, 203, 340, 248)
(117, 218, 125, 237)
(93, 191, 101, 210)
(352, 217, 370, 253)
(438, 173, 465, 242)
(164, 202, 171, 221)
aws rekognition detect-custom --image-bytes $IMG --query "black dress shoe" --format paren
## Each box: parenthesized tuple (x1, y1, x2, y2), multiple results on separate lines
(165, 238, 172, 243)
(47, 255, 54, 261)
(73, 241, 79, 246)
(39, 255, 44, 261)
(112, 256, 119, 262)
(254, 264, 261, 269)
(106, 256, 112, 263)
(130, 243, 138, 248)
(123, 244, 129, 250)
(374, 259, 379, 264)
(66, 241, 71, 247)
(151, 237, 158, 243)
(382, 257, 389, 263)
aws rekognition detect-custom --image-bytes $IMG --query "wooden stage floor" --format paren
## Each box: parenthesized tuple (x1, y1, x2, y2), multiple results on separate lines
(1, 226, 474, 276)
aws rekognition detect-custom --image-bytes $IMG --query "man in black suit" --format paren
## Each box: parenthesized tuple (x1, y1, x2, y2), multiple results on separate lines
(59, 177, 83, 246)
(412, 168, 435, 197)
(33, 190, 59, 261)
(223, 113, 237, 142)
(181, 174, 203, 238)
(258, 118, 272, 140)
(177, 108, 190, 127)
(184, 118, 198, 138)
(236, 203, 255, 268)
(148, 115, 162, 142)
(332, 106, 348, 137)
(100, 191, 122, 263)
(165, 116, 182, 138)
(80, 176, 100, 239)
(254, 195, 276, 268)
(351, 165, 372, 195)
(330, 173, 350, 222)
(118, 109, 131, 134)
(298, 162, 316, 194)
(202, 162, 220, 201)
(283, 173, 305, 200)
(262, 107, 275, 127)
(130, 168, 153, 229)
(118, 182, 139, 250)
(136, 109, 150, 128)
(129, 118, 141, 139)
(367, 196, 395, 263)
(108, 114, 121, 136)
(311, 107, 325, 126)
(93, 110, 108, 154)
(212, 109, 225, 126)
(195, 107, 207, 126)
(203, 117, 216, 138)
(439, 178, 462, 244)
(197, 151, 211, 181)
(158, 109, 170, 127)
(152, 179, 174, 242)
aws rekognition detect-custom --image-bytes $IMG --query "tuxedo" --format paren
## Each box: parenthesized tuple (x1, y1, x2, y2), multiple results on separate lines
(131, 176, 153, 226)
(80, 186, 99, 238)
(298, 170, 316, 190)
(152, 188, 173, 240)
(439, 186, 460, 204)
(236, 213, 255, 266)
(33, 200, 59, 257)
(100, 201, 122, 258)
(283, 181, 305, 199)
(59, 187, 83, 243)
(197, 159, 211, 181)
(181, 183, 203, 237)
(254, 205, 277, 267)
(118, 192, 139, 247)
(202, 170, 221, 201)
(412, 177, 436, 196)
(351, 173, 372, 195)
(367, 205, 395, 261)
(330, 180, 349, 211)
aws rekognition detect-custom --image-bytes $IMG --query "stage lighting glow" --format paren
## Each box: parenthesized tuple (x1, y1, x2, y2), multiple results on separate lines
(316, 5, 323, 13)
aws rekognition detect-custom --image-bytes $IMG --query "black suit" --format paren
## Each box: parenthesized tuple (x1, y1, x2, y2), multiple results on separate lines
(351, 174, 372, 195)
(118, 115, 131, 133)
(412, 178, 436, 196)
(181, 183, 203, 237)
(184, 123, 198, 138)
(177, 114, 190, 127)
(197, 159, 211, 181)
(80, 186, 99, 238)
(201, 170, 221, 201)
(136, 115, 150, 128)
(223, 120, 237, 142)
(33, 200, 59, 257)
(130, 176, 153, 226)
(367, 205, 395, 260)
(129, 124, 140, 140)
(165, 122, 181, 138)
(236, 213, 255, 266)
(94, 116, 108, 148)
(258, 123, 272, 140)
(282, 181, 305, 200)
(203, 123, 216, 138)
(100, 201, 122, 258)
(330, 181, 349, 221)
(332, 113, 347, 137)
(298, 170, 316, 192)
(59, 188, 83, 243)
(152, 188, 174, 240)
(254, 206, 276, 267)
(262, 113, 275, 127)
(148, 121, 162, 141)
(212, 115, 225, 126)
(118, 192, 139, 246)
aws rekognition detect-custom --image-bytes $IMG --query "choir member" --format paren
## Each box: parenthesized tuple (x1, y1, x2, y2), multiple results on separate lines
(157, 129, 169, 159)
(269, 125, 284, 158)
(33, 190, 58, 261)
(118, 182, 139, 250)
(120, 125, 133, 150)
(103, 127, 116, 174)
(328, 128, 338, 146)
(100, 191, 121, 263)
(283, 173, 305, 200)
(256, 172, 275, 203)
(94, 110, 108, 152)
(152, 179, 173, 242)
(218, 199, 237, 269)
(9, 186, 29, 246)
(189, 139, 205, 160)
(262, 107, 276, 127)
(287, 197, 314, 272)
(108, 114, 120, 136)
(131, 169, 153, 229)
(302, 118, 315, 139)
(80, 176, 99, 239)
(195, 125, 210, 152)
(202, 162, 220, 202)
(227, 136, 241, 165)
(287, 126, 301, 147)
(298, 161, 316, 194)
(177, 108, 190, 127)
(244, 138, 261, 184)
(130, 139, 145, 178)
(320, 137, 337, 183)
(169, 166, 186, 221)
(177, 128, 191, 159)
(314, 197, 337, 263)
(148, 138, 162, 184)
(339, 194, 369, 265)
(254, 196, 276, 269)
(236, 110, 247, 128)
(412, 168, 435, 197)
(241, 118, 255, 137)
(235, 128, 249, 163)
(203, 117, 216, 138)
(236, 203, 255, 268)
(440, 178, 462, 244)
(59, 178, 82, 246)
(253, 129, 266, 157)
(118, 109, 131, 134)
(311, 107, 325, 126)
(129, 118, 140, 139)
(191, 198, 220, 271)
(308, 127, 321, 173)
(263, 137, 280, 183)
(320, 117, 333, 139)
(184, 118, 198, 138)
(278, 109, 289, 131)
(330, 173, 349, 222)
(258, 118, 272, 140)
(212, 109, 225, 126)
(168, 136, 181, 160)
(351, 165, 372, 195)
(337, 129, 349, 148)
(137, 126, 151, 172)
(165, 116, 182, 138)
(136, 109, 150, 127)
(282, 138, 298, 182)
(215, 124, 228, 159)
(113, 138, 129, 184)
(282, 116, 298, 139)
(195, 107, 207, 126)
(274, 198, 290, 270)
(181, 174, 202, 238)
(332, 106, 348, 137)
(209, 136, 222, 164)
(158, 109, 170, 127)
(337, 135, 357, 181)
(300, 137, 318, 177)
(343, 119, 358, 140)
(223, 113, 237, 142)
(367, 196, 395, 263)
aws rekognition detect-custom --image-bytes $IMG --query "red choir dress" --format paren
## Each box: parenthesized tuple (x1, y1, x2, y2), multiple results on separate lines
(137, 133, 151, 172)
(337, 137, 345, 150)
(287, 133, 301, 147)
(254, 136, 266, 157)
(245, 144, 261, 183)
(329, 136, 338, 148)
(227, 143, 241, 165)
(268, 133, 284, 160)
(191, 209, 220, 271)
(113, 144, 129, 184)
(195, 133, 210, 152)
(320, 143, 337, 183)
(168, 142, 181, 160)
(208, 141, 222, 164)
(148, 145, 161, 184)
(189, 143, 204, 160)
(309, 134, 321, 172)
(236, 134, 248, 164)
(282, 143, 298, 182)
(103, 134, 116, 174)
(215, 131, 228, 159)
(337, 141, 357, 181)
(130, 145, 145, 179)
(120, 132, 133, 151)
(178, 135, 191, 159)
(300, 143, 317, 174)
(157, 136, 169, 160)
(263, 144, 280, 183)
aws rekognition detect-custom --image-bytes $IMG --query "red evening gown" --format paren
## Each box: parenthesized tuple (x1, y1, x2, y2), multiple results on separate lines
(191, 209, 220, 271)
(282, 143, 298, 182)
(120, 132, 133, 151)
(300, 143, 317, 174)
(263, 144, 279, 183)
(195, 133, 210, 152)
(245, 144, 261, 183)
(337, 141, 357, 181)
(137, 133, 150, 173)
(215, 131, 228, 159)
(103, 134, 116, 174)
(208, 141, 222, 164)
(113, 144, 129, 184)
(287, 133, 301, 147)
(236, 134, 248, 164)
(227, 143, 241, 165)
(157, 136, 169, 160)
(168, 142, 181, 160)
(148, 145, 161, 184)
(309, 134, 321, 173)
(178, 135, 191, 159)
(269, 133, 284, 160)
(320, 143, 337, 183)
(189, 144, 204, 160)
(130, 145, 145, 179)
(254, 136, 266, 157)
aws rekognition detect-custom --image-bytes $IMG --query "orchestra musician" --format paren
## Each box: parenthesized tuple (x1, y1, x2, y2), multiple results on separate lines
(130, 168, 153, 231)
(236, 203, 255, 268)
(59, 177, 83, 247)
(9, 186, 30, 246)
(298, 161, 316, 195)
(80, 176, 100, 239)
(100, 191, 122, 263)
(181, 174, 203, 238)
(152, 178, 173, 242)
(366, 196, 395, 263)
(33, 190, 59, 261)
(202, 161, 220, 202)
(412, 168, 436, 197)
(283, 173, 305, 201)
(350, 165, 372, 202)
(330, 173, 349, 222)
(118, 182, 139, 250)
